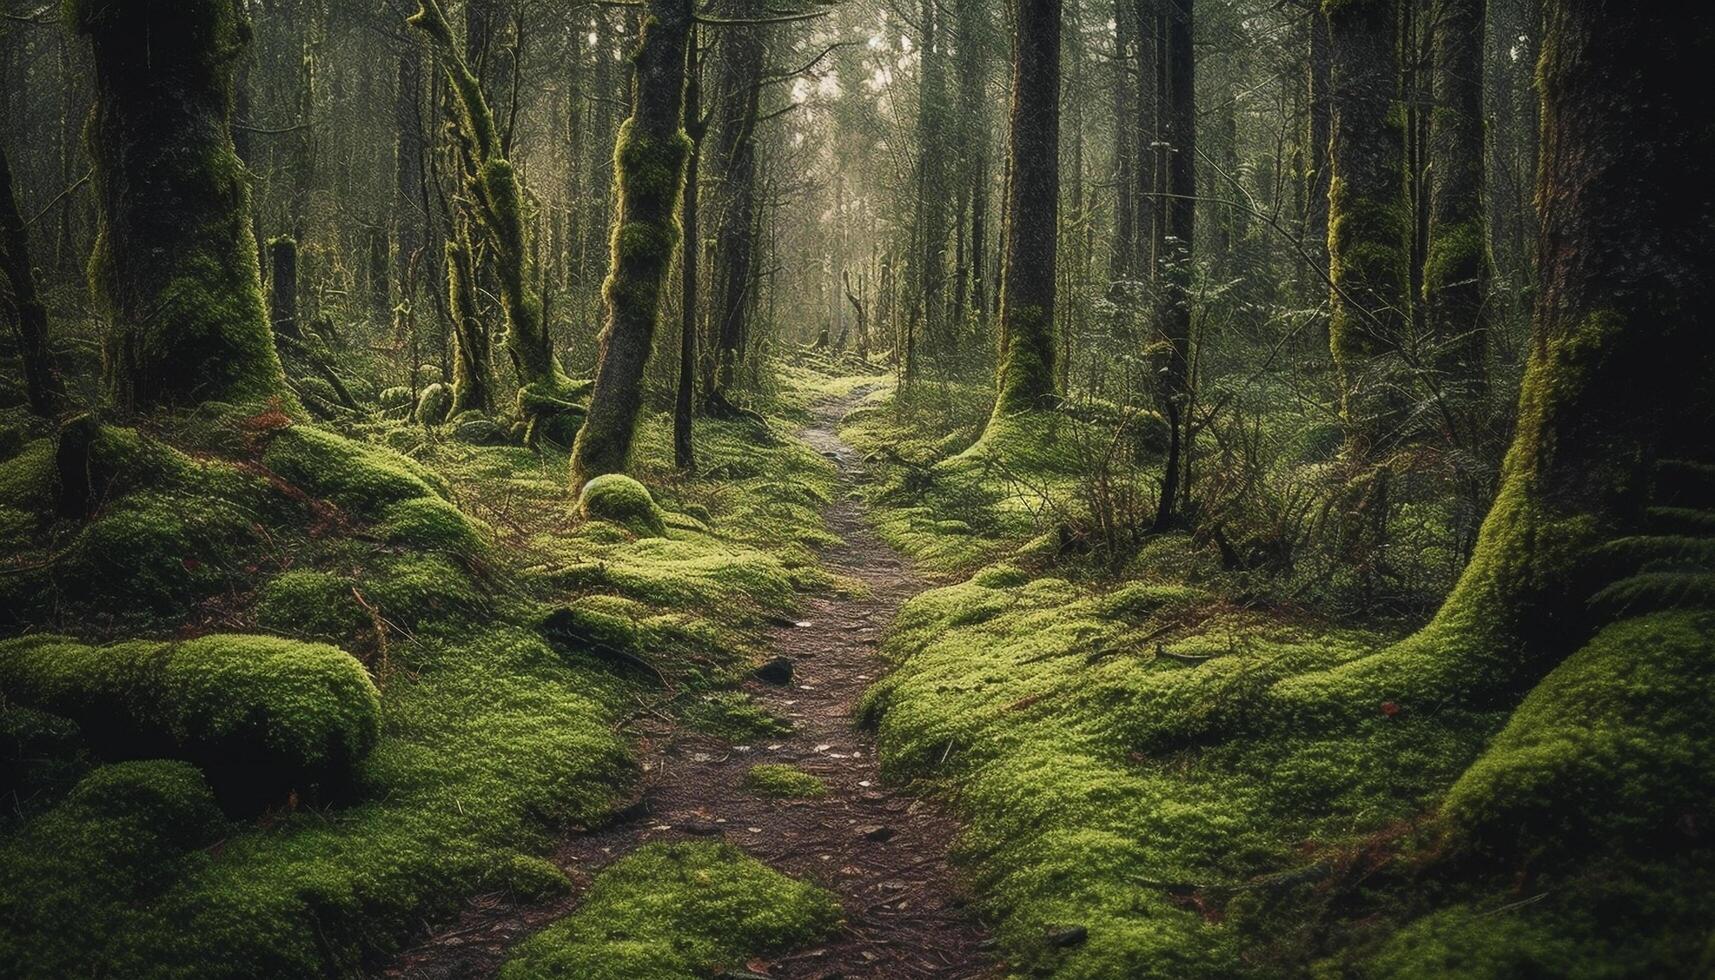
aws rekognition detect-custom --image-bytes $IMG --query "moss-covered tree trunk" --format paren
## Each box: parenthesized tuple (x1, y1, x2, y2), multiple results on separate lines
(1325, 0, 1411, 455)
(409, 0, 557, 393)
(1423, 0, 1492, 422)
(0, 141, 64, 417)
(445, 231, 495, 415)
(72, 0, 290, 411)
(987, 0, 1062, 422)
(569, 0, 693, 488)
(1304, 4, 1332, 293)
(1275, 0, 1715, 721)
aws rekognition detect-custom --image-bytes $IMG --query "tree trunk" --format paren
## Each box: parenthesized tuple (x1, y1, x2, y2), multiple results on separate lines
(1304, 3, 1332, 296)
(1424, 0, 1492, 426)
(1111, 0, 1138, 280)
(73, 0, 290, 411)
(0, 141, 64, 417)
(1152, 0, 1195, 531)
(1273, 0, 1715, 719)
(677, 29, 705, 474)
(987, 0, 1062, 421)
(1325, 0, 1411, 455)
(570, 0, 693, 487)
(709, 2, 765, 398)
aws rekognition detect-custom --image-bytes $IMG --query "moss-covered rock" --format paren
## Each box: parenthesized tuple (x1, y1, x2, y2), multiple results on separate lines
(415, 383, 453, 425)
(576, 473, 667, 537)
(0, 634, 380, 804)
(60, 490, 261, 616)
(499, 842, 840, 980)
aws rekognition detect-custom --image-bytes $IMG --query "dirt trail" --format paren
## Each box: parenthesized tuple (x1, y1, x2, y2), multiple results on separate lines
(387, 394, 996, 979)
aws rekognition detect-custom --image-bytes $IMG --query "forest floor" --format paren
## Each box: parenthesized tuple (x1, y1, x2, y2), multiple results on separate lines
(385, 390, 997, 980)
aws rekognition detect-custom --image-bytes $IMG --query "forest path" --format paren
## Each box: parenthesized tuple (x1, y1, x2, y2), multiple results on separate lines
(387, 391, 996, 979)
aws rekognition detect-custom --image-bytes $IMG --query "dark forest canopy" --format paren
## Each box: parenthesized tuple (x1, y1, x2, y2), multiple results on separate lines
(1, 0, 1712, 977)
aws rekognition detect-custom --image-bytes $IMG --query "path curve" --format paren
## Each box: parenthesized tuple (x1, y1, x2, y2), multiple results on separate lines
(387, 393, 996, 979)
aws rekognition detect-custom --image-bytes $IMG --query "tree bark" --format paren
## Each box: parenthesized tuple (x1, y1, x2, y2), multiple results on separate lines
(987, 0, 1062, 421)
(72, 0, 291, 411)
(677, 28, 705, 473)
(570, 0, 693, 487)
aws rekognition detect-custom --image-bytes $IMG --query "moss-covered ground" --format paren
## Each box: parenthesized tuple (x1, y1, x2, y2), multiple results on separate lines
(845, 381, 1715, 977)
(0, 383, 847, 976)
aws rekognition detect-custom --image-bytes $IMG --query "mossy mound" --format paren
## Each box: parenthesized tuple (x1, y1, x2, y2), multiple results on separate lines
(1441, 611, 1715, 862)
(742, 763, 827, 799)
(683, 692, 791, 740)
(254, 570, 370, 643)
(262, 423, 450, 520)
(499, 842, 841, 980)
(380, 496, 490, 555)
(576, 473, 667, 537)
(0, 634, 380, 804)
(0, 761, 225, 976)
(60, 490, 263, 617)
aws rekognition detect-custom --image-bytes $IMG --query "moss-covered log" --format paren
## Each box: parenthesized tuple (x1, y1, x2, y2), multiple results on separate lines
(569, 0, 694, 487)
(987, 0, 1062, 423)
(70, 0, 290, 412)
(1324, 0, 1411, 454)
(1271, 1, 1715, 724)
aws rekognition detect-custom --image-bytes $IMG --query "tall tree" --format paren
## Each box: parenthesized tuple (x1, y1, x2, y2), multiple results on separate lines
(1274, 0, 1715, 717)
(987, 0, 1062, 423)
(1324, 0, 1411, 454)
(677, 25, 709, 473)
(1152, 0, 1195, 530)
(570, 0, 694, 487)
(72, 0, 290, 411)
(1423, 0, 1493, 427)
(707, 1, 766, 404)
(1304, 2, 1332, 293)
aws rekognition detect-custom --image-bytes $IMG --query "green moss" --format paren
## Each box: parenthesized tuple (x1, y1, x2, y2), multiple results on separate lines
(262, 423, 450, 519)
(0, 760, 225, 976)
(493, 854, 574, 903)
(362, 553, 487, 631)
(254, 570, 368, 643)
(576, 473, 668, 537)
(60, 490, 262, 617)
(0, 438, 54, 511)
(499, 842, 840, 980)
(0, 633, 380, 804)
(742, 763, 827, 799)
(682, 692, 791, 740)
(380, 496, 490, 555)
(1441, 612, 1715, 862)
